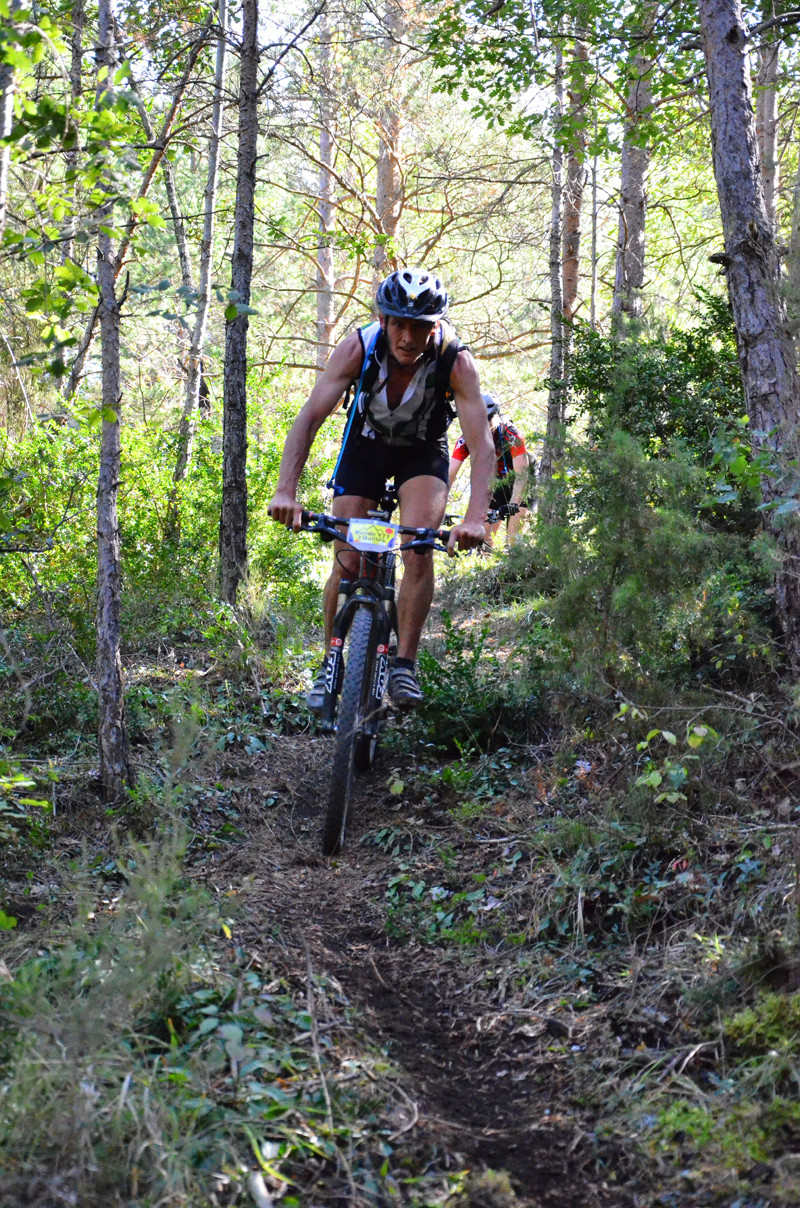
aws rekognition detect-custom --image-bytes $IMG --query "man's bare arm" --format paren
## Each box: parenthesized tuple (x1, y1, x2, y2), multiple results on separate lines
(447, 350, 494, 552)
(269, 332, 363, 528)
(510, 452, 529, 505)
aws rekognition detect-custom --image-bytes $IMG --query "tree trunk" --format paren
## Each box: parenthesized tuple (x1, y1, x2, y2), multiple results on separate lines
(372, 0, 405, 286)
(562, 35, 589, 327)
(61, 0, 84, 271)
(174, 0, 228, 483)
(219, 0, 258, 605)
(95, 0, 132, 800)
(699, 0, 800, 672)
(63, 19, 210, 400)
(0, 1, 21, 244)
(787, 141, 800, 335)
(755, 38, 779, 233)
(590, 116, 598, 330)
(316, 11, 335, 372)
(538, 42, 565, 493)
(612, 45, 654, 323)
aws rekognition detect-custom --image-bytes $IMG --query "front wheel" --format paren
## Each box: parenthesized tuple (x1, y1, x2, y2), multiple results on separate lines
(322, 606, 375, 855)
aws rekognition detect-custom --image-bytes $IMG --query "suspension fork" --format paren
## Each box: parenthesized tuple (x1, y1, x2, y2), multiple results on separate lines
(367, 552, 396, 720)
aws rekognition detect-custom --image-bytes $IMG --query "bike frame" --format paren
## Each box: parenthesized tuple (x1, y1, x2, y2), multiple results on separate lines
(299, 506, 449, 742)
(321, 544, 396, 738)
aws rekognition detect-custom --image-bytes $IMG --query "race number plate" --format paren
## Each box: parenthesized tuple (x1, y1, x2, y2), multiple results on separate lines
(347, 518, 399, 552)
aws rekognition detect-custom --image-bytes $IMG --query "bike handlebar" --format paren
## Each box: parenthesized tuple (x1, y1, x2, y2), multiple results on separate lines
(486, 502, 520, 524)
(299, 510, 451, 553)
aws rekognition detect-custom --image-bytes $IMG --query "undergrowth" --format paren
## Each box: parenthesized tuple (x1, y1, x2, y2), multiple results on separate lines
(0, 810, 446, 1208)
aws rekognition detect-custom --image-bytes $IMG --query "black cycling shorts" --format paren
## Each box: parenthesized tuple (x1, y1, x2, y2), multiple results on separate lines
(490, 477, 514, 512)
(332, 434, 449, 500)
(490, 473, 533, 513)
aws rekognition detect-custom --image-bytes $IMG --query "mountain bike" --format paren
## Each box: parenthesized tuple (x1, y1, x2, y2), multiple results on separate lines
(297, 492, 451, 855)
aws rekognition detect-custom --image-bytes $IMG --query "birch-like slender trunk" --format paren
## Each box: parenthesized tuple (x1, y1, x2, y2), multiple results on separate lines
(539, 42, 565, 493)
(316, 12, 335, 372)
(787, 144, 800, 334)
(63, 20, 210, 399)
(562, 36, 589, 327)
(174, 0, 228, 478)
(219, 0, 258, 605)
(755, 38, 779, 233)
(372, 0, 405, 286)
(699, 0, 800, 672)
(95, 0, 132, 800)
(61, 0, 84, 271)
(124, 48, 194, 299)
(0, 0, 21, 244)
(612, 43, 654, 323)
(590, 118, 598, 330)
(560, 30, 589, 452)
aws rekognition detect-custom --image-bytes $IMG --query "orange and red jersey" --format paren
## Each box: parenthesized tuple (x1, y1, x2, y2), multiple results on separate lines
(451, 419, 527, 479)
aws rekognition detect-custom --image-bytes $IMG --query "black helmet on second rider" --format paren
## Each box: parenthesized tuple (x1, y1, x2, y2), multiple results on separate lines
(483, 392, 500, 420)
(376, 268, 449, 322)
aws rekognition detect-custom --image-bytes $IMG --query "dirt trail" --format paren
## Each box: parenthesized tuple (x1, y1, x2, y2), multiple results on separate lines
(214, 734, 634, 1208)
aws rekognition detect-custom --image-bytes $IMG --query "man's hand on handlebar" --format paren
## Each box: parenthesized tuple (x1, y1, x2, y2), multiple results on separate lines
(268, 491, 304, 531)
(446, 517, 488, 556)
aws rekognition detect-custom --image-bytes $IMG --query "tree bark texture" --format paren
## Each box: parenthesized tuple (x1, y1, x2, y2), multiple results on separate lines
(316, 11, 335, 372)
(95, 0, 132, 800)
(219, 0, 258, 605)
(60, 0, 84, 272)
(0, 1, 21, 245)
(562, 36, 589, 326)
(539, 43, 565, 492)
(372, 0, 405, 286)
(174, 0, 228, 480)
(787, 140, 800, 335)
(612, 49, 653, 322)
(755, 38, 779, 233)
(700, 0, 800, 672)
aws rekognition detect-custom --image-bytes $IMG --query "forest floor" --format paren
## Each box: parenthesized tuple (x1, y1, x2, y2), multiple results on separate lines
(3, 589, 800, 1207)
(219, 733, 631, 1208)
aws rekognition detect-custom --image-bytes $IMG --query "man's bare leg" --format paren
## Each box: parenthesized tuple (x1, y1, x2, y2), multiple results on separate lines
(396, 476, 448, 661)
(321, 493, 376, 647)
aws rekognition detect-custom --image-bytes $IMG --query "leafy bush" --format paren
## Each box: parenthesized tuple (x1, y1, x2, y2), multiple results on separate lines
(570, 292, 744, 461)
(506, 432, 776, 689)
(416, 610, 535, 751)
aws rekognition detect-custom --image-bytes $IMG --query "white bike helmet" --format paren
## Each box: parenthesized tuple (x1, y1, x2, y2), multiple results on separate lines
(376, 268, 449, 321)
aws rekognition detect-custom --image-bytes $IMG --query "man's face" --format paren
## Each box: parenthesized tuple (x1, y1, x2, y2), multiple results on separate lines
(383, 315, 437, 366)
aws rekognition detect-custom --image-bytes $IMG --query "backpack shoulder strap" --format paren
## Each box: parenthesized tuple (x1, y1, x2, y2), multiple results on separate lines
(354, 324, 385, 413)
(435, 318, 464, 412)
(327, 324, 382, 492)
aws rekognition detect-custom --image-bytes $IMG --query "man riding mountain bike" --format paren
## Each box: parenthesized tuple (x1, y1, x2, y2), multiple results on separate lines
(268, 268, 494, 710)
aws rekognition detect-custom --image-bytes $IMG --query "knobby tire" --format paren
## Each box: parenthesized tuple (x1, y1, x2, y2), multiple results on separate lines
(322, 606, 375, 855)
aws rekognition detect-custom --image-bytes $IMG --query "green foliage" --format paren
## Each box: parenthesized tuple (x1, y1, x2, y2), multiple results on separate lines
(0, 757, 53, 865)
(0, 818, 410, 1207)
(646, 994, 800, 1180)
(416, 610, 533, 751)
(571, 295, 744, 461)
(0, 391, 331, 748)
(384, 865, 489, 944)
(534, 433, 713, 677)
(512, 429, 776, 689)
(725, 992, 800, 1059)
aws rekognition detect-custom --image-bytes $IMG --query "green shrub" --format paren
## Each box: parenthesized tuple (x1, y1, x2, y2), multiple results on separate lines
(416, 610, 535, 751)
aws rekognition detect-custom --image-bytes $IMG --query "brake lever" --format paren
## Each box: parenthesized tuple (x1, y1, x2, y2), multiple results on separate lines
(301, 519, 339, 542)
